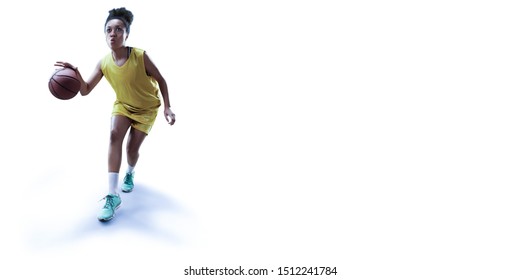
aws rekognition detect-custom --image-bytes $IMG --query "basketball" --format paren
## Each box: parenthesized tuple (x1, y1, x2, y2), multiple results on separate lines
(48, 68, 80, 100)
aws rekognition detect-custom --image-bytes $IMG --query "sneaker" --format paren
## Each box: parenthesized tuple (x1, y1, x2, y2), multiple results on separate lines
(121, 172, 135, 193)
(97, 194, 122, 222)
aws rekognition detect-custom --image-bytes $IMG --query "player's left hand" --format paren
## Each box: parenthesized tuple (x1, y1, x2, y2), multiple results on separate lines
(164, 107, 175, 125)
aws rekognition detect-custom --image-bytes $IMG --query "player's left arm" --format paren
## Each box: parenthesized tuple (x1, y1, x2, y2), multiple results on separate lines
(144, 51, 175, 125)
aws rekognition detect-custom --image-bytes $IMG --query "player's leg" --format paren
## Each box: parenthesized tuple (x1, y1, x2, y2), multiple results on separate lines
(98, 115, 132, 221)
(126, 126, 147, 167)
(121, 127, 147, 192)
(108, 115, 133, 176)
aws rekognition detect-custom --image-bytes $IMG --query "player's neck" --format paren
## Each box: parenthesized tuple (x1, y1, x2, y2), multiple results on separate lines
(112, 46, 129, 60)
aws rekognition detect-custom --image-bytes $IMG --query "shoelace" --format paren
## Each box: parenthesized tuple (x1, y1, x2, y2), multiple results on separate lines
(124, 174, 133, 185)
(100, 195, 115, 209)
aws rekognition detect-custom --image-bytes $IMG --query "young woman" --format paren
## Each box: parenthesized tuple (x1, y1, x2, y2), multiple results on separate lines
(55, 7, 175, 222)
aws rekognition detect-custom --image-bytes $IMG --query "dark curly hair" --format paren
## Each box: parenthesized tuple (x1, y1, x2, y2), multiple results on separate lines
(105, 7, 134, 33)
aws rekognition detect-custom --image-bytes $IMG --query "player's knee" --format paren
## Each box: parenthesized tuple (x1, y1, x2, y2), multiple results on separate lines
(109, 129, 125, 144)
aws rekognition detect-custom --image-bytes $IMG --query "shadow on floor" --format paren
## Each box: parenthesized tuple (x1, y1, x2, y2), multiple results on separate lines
(27, 184, 191, 250)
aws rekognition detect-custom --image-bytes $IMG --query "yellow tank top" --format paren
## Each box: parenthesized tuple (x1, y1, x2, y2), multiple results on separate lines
(101, 47, 160, 112)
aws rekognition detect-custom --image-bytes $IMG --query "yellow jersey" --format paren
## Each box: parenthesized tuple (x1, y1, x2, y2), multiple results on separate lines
(101, 47, 161, 112)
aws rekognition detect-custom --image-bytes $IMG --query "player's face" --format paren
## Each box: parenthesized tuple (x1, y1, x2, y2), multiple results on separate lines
(105, 19, 128, 49)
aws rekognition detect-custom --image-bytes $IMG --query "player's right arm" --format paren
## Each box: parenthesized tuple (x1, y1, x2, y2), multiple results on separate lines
(54, 60, 103, 96)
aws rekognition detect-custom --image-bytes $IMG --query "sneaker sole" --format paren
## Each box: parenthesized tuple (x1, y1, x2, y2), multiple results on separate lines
(97, 204, 121, 222)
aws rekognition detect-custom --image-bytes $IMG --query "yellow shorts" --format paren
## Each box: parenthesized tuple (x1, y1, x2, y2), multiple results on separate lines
(112, 101, 159, 134)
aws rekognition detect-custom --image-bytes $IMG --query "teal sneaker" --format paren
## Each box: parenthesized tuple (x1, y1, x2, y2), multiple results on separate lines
(97, 194, 121, 222)
(121, 172, 134, 193)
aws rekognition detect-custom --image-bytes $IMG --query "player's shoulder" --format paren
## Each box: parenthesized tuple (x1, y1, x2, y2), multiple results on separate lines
(100, 53, 112, 69)
(131, 47, 146, 55)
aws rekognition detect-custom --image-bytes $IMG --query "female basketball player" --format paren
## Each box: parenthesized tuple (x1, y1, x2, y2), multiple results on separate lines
(55, 7, 175, 221)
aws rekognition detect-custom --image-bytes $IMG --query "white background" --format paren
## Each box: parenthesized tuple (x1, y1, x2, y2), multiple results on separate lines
(1, 0, 519, 279)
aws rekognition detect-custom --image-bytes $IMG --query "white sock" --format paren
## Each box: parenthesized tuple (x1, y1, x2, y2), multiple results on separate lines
(126, 165, 135, 174)
(108, 172, 119, 195)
